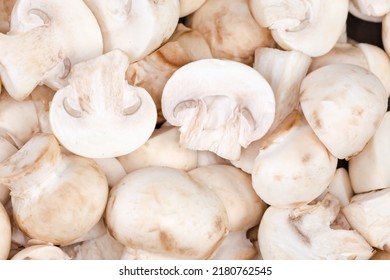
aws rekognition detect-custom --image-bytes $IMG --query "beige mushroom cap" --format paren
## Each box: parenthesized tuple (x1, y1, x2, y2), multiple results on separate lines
(11, 245, 70, 260)
(106, 167, 229, 259)
(179, 0, 207, 17)
(0, 202, 11, 259)
(300, 63, 387, 159)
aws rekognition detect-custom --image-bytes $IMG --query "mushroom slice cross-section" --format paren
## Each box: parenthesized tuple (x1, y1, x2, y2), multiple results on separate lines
(50, 50, 157, 158)
(162, 59, 275, 161)
(0, 0, 103, 101)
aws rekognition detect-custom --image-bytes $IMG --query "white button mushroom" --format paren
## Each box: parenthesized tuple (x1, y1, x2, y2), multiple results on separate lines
(0, 135, 18, 204)
(0, 202, 11, 259)
(249, 0, 349, 57)
(0, 0, 103, 100)
(343, 188, 390, 251)
(179, 0, 207, 17)
(84, 0, 180, 63)
(252, 111, 337, 207)
(11, 245, 70, 260)
(185, 0, 275, 65)
(300, 63, 388, 159)
(259, 194, 374, 259)
(162, 58, 275, 161)
(349, 0, 390, 22)
(0, 133, 109, 245)
(49, 50, 157, 158)
(106, 166, 229, 259)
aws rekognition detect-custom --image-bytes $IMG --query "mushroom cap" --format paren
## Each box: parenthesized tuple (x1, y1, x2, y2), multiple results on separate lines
(351, 0, 390, 18)
(50, 50, 157, 158)
(106, 166, 229, 259)
(343, 188, 390, 250)
(252, 111, 337, 207)
(11, 245, 70, 260)
(0, 135, 18, 204)
(0, 0, 103, 100)
(250, 0, 349, 57)
(162, 58, 275, 161)
(300, 63, 387, 159)
(349, 112, 390, 193)
(179, 0, 207, 17)
(189, 164, 266, 232)
(84, 0, 180, 62)
(259, 194, 374, 259)
(0, 202, 11, 259)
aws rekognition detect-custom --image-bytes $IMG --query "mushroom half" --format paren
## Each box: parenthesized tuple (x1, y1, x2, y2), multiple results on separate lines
(50, 50, 157, 158)
(162, 58, 275, 161)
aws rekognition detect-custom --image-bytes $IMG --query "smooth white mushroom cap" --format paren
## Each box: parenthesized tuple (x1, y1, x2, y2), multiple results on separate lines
(349, 112, 390, 193)
(84, 0, 179, 63)
(50, 50, 157, 158)
(179, 0, 207, 17)
(0, 0, 103, 100)
(118, 126, 198, 173)
(350, 0, 390, 19)
(259, 194, 374, 260)
(106, 167, 229, 259)
(343, 188, 390, 251)
(11, 245, 70, 260)
(0, 202, 11, 259)
(249, 0, 349, 57)
(300, 63, 387, 159)
(0, 135, 17, 204)
(162, 58, 275, 161)
(252, 111, 337, 207)
(189, 164, 266, 232)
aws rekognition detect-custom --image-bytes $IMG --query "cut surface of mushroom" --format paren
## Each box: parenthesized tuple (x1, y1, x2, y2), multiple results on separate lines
(0, 0, 103, 100)
(0, 202, 11, 259)
(185, 0, 274, 65)
(252, 111, 337, 207)
(84, 0, 180, 63)
(300, 63, 387, 159)
(106, 166, 228, 259)
(50, 50, 157, 158)
(11, 245, 70, 260)
(249, 0, 349, 57)
(259, 194, 374, 259)
(162, 58, 275, 161)
(0, 133, 109, 245)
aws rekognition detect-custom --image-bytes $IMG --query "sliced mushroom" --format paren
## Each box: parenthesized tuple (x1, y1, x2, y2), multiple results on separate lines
(0, 133, 108, 245)
(252, 111, 337, 207)
(185, 0, 275, 65)
(117, 126, 198, 173)
(84, 0, 180, 63)
(50, 50, 157, 158)
(310, 43, 390, 97)
(300, 63, 387, 159)
(343, 188, 390, 251)
(0, 202, 11, 259)
(0, 0, 103, 100)
(11, 245, 70, 260)
(106, 166, 228, 259)
(349, 112, 390, 193)
(179, 0, 207, 17)
(249, 0, 349, 57)
(162, 58, 275, 161)
(259, 194, 374, 259)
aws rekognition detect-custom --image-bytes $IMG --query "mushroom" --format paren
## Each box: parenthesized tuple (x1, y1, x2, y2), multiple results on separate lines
(162, 58, 275, 161)
(251, 111, 337, 207)
(0, 135, 18, 204)
(300, 63, 387, 159)
(0, 202, 11, 259)
(117, 126, 198, 173)
(106, 166, 229, 259)
(259, 193, 374, 259)
(343, 188, 390, 251)
(0, 0, 16, 33)
(179, 0, 207, 17)
(185, 0, 275, 65)
(349, 0, 390, 22)
(0, 133, 108, 245)
(11, 245, 70, 260)
(50, 50, 157, 158)
(382, 12, 390, 62)
(0, 0, 103, 100)
(84, 0, 180, 63)
(349, 112, 390, 194)
(29, 85, 55, 134)
(93, 158, 126, 187)
(310, 43, 390, 97)
(249, 0, 349, 57)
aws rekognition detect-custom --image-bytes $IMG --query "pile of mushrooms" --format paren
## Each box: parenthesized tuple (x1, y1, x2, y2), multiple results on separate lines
(0, 0, 389, 260)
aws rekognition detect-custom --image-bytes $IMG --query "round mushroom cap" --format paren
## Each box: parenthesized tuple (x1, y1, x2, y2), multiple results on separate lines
(11, 245, 70, 260)
(162, 58, 275, 161)
(106, 166, 229, 259)
(0, 202, 11, 259)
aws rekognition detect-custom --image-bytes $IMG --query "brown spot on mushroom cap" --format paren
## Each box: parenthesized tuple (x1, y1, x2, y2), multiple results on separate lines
(159, 230, 175, 250)
(310, 110, 322, 129)
(301, 153, 311, 164)
(352, 106, 364, 117)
